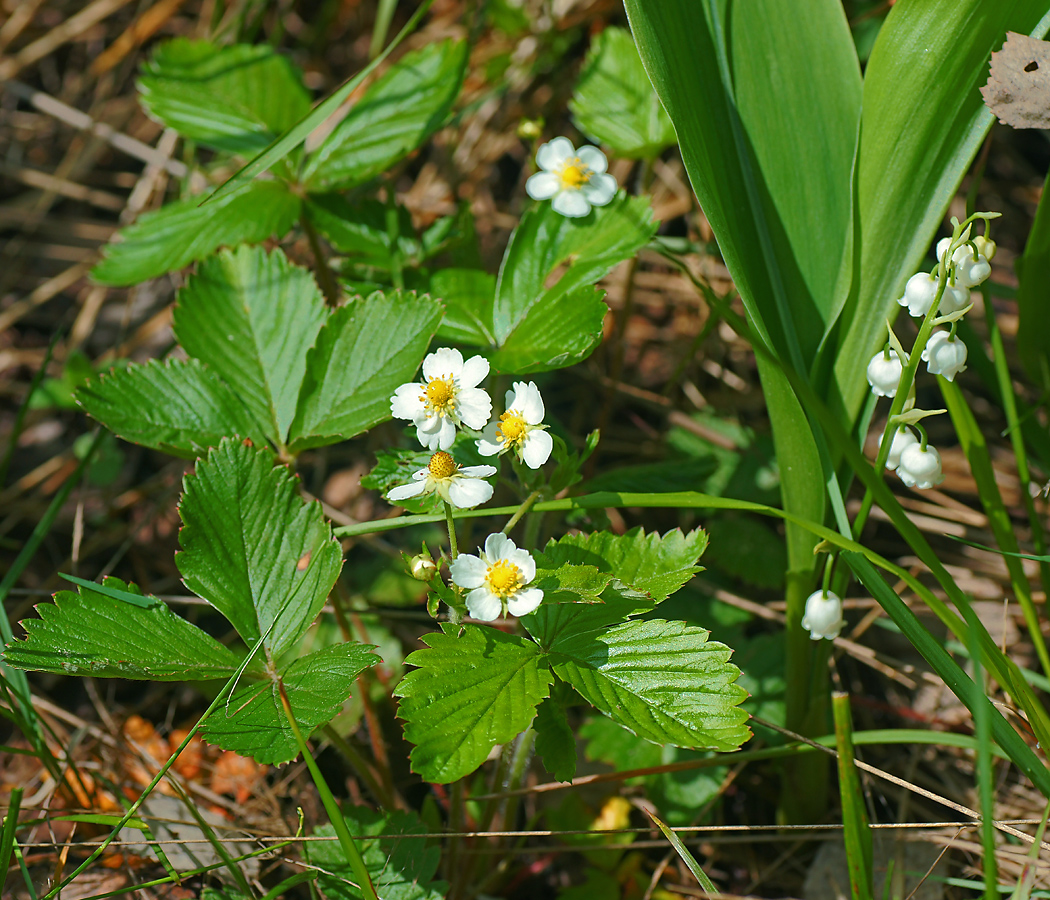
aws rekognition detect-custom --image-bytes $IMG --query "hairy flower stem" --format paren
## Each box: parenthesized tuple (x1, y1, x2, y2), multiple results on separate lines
(444, 500, 459, 559)
(502, 489, 541, 535)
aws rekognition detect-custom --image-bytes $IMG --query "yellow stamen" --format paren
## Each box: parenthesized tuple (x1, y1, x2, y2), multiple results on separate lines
(497, 411, 528, 446)
(485, 559, 522, 597)
(559, 159, 591, 189)
(428, 451, 457, 479)
(424, 376, 456, 412)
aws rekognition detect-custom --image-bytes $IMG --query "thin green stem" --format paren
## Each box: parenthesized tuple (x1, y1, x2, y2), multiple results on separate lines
(501, 490, 541, 535)
(444, 501, 459, 558)
(278, 682, 378, 900)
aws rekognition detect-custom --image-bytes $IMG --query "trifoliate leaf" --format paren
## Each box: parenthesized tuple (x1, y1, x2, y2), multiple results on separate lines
(3, 578, 241, 681)
(570, 27, 677, 158)
(302, 40, 468, 191)
(172, 246, 326, 444)
(548, 618, 750, 752)
(305, 806, 447, 900)
(139, 40, 310, 154)
(199, 642, 377, 765)
(535, 697, 577, 782)
(287, 291, 443, 451)
(177, 440, 342, 657)
(395, 624, 553, 783)
(91, 181, 300, 286)
(76, 358, 265, 458)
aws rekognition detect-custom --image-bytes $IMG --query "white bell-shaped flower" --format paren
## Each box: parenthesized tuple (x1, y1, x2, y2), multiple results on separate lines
(897, 443, 944, 490)
(936, 237, 991, 289)
(898, 272, 939, 317)
(922, 331, 968, 382)
(974, 235, 997, 261)
(802, 590, 845, 641)
(880, 426, 918, 470)
(866, 350, 902, 398)
(938, 282, 971, 315)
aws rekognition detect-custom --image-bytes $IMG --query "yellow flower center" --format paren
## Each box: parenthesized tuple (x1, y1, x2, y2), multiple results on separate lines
(427, 451, 457, 479)
(559, 160, 591, 189)
(485, 559, 522, 597)
(497, 411, 528, 446)
(423, 376, 456, 412)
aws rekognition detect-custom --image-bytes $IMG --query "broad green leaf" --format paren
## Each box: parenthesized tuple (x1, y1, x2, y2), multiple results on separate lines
(303, 40, 468, 191)
(531, 563, 612, 606)
(305, 807, 447, 900)
(177, 440, 343, 656)
(200, 642, 376, 764)
(304, 194, 418, 264)
(549, 618, 750, 751)
(4, 578, 241, 681)
(139, 40, 310, 155)
(1015, 168, 1050, 386)
(172, 246, 327, 444)
(76, 358, 264, 458)
(287, 291, 443, 451)
(535, 697, 577, 782)
(395, 624, 553, 783)
(91, 181, 300, 286)
(490, 195, 655, 372)
(624, 0, 861, 369)
(830, 3, 1050, 423)
(539, 527, 707, 602)
(522, 588, 657, 649)
(570, 26, 676, 159)
(431, 268, 496, 346)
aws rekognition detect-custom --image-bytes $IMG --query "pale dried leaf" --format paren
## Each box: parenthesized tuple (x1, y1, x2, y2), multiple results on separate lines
(981, 31, 1050, 128)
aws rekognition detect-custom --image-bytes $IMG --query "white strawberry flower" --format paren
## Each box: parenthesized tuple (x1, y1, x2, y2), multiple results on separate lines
(525, 137, 618, 218)
(390, 348, 492, 451)
(449, 533, 543, 621)
(386, 451, 496, 509)
(897, 443, 944, 490)
(866, 349, 902, 398)
(477, 381, 553, 469)
(802, 590, 845, 641)
(922, 330, 968, 382)
(880, 426, 918, 470)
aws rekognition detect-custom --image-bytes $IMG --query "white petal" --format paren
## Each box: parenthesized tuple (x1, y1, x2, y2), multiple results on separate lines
(575, 145, 608, 174)
(551, 190, 590, 218)
(507, 587, 543, 617)
(525, 171, 561, 200)
(581, 173, 617, 207)
(447, 476, 493, 508)
(521, 429, 553, 468)
(435, 418, 457, 451)
(387, 480, 427, 501)
(416, 421, 443, 450)
(507, 548, 535, 582)
(422, 347, 463, 381)
(466, 587, 501, 621)
(536, 137, 575, 172)
(449, 554, 487, 589)
(458, 355, 490, 388)
(458, 464, 497, 478)
(484, 532, 515, 561)
(520, 382, 544, 423)
(390, 383, 424, 420)
(456, 387, 493, 429)
(477, 438, 502, 457)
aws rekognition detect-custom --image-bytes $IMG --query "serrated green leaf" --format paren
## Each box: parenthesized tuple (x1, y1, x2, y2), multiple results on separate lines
(4, 578, 242, 681)
(200, 642, 376, 764)
(549, 618, 750, 751)
(531, 562, 612, 605)
(139, 40, 310, 155)
(305, 194, 419, 264)
(76, 358, 265, 458)
(489, 195, 655, 373)
(287, 291, 443, 450)
(177, 440, 343, 656)
(570, 27, 676, 159)
(539, 527, 707, 602)
(395, 624, 553, 783)
(303, 40, 468, 191)
(305, 807, 447, 900)
(431, 268, 496, 346)
(91, 181, 300, 286)
(521, 587, 657, 651)
(535, 697, 577, 782)
(172, 246, 326, 444)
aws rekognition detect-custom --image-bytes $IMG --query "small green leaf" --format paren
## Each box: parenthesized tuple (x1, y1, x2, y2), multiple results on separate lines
(305, 806, 447, 900)
(76, 358, 265, 458)
(431, 268, 496, 346)
(570, 27, 676, 159)
(305, 194, 418, 264)
(535, 697, 577, 782)
(177, 440, 343, 657)
(303, 40, 468, 191)
(3, 578, 242, 681)
(139, 40, 310, 155)
(200, 642, 377, 764)
(288, 291, 443, 451)
(549, 618, 750, 751)
(173, 246, 327, 444)
(531, 562, 612, 605)
(522, 587, 657, 649)
(395, 624, 553, 783)
(91, 181, 301, 286)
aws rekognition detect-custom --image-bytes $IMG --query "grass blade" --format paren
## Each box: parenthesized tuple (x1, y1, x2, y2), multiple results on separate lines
(645, 809, 718, 897)
(833, 693, 873, 900)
